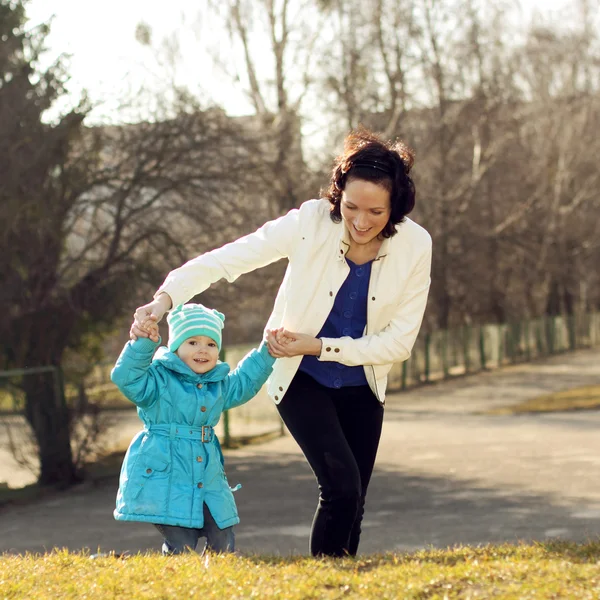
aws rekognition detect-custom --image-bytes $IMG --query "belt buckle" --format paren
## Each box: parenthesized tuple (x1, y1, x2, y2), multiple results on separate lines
(201, 426, 212, 443)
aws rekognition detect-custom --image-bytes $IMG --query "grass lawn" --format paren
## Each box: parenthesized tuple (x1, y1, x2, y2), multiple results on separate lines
(485, 385, 600, 416)
(2, 374, 599, 597)
(1, 541, 599, 599)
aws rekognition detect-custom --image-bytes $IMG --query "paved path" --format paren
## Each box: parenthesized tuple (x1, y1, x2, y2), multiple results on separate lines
(0, 349, 599, 556)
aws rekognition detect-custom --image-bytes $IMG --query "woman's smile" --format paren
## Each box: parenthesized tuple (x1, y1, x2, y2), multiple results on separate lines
(352, 224, 371, 235)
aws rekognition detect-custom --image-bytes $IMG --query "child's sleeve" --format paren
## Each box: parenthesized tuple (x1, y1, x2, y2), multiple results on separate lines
(222, 342, 275, 410)
(110, 337, 162, 410)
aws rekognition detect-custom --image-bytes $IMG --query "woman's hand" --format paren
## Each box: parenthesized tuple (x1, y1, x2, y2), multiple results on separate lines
(130, 293, 173, 342)
(266, 328, 322, 358)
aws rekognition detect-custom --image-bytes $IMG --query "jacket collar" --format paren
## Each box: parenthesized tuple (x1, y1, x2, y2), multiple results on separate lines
(336, 221, 392, 262)
(153, 346, 231, 383)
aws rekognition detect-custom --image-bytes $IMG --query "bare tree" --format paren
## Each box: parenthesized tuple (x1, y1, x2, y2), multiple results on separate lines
(506, 9, 600, 319)
(202, 0, 320, 210)
(0, 2, 272, 486)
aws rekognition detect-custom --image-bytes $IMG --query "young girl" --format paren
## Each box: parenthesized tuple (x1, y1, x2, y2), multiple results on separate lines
(111, 303, 275, 554)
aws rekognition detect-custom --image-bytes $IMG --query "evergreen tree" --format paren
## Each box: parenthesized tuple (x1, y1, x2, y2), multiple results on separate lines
(0, 0, 92, 485)
(0, 0, 264, 486)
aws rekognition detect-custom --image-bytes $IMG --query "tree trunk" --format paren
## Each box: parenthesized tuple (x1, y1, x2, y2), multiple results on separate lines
(23, 369, 80, 487)
(17, 307, 81, 488)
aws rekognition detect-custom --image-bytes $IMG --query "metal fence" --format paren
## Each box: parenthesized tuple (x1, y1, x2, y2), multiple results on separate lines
(224, 311, 600, 439)
(2, 312, 599, 449)
(395, 312, 600, 389)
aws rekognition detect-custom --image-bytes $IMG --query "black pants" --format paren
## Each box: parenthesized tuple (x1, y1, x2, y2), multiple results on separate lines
(277, 370, 384, 557)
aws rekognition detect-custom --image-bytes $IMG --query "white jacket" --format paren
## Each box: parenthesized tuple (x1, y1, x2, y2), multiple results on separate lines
(156, 199, 432, 404)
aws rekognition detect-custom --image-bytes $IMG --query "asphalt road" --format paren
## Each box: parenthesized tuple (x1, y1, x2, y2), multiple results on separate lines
(0, 349, 599, 556)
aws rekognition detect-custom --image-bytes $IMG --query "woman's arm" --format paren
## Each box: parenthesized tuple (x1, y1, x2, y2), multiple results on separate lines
(157, 207, 302, 308)
(131, 206, 303, 339)
(267, 243, 432, 366)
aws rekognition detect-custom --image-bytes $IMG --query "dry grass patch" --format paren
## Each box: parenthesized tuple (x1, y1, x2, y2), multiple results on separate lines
(1, 541, 600, 599)
(485, 385, 600, 416)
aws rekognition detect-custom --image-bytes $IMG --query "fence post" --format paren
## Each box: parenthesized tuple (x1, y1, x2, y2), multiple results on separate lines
(442, 329, 449, 378)
(411, 345, 421, 383)
(462, 325, 471, 373)
(524, 318, 531, 361)
(424, 333, 431, 383)
(508, 322, 519, 363)
(545, 315, 556, 354)
(451, 328, 459, 369)
(479, 326, 486, 370)
(220, 347, 231, 448)
(535, 319, 544, 355)
(401, 360, 408, 390)
(567, 312, 577, 350)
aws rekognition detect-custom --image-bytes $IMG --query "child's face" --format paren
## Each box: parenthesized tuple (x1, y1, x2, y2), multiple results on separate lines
(175, 335, 219, 374)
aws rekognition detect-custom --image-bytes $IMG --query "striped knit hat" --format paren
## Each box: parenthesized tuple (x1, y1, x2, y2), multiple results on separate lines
(167, 303, 225, 353)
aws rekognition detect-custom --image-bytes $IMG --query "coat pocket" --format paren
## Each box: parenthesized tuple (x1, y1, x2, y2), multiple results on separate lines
(131, 455, 170, 500)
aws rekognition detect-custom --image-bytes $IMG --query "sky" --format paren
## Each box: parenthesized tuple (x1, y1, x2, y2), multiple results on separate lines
(25, 0, 575, 124)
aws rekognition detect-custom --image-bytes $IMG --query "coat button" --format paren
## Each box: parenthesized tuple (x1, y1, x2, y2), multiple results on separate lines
(146, 468, 152, 474)
(201, 406, 207, 412)
(326, 347, 331, 352)
(334, 348, 340, 353)
(197, 482, 203, 488)
(372, 297, 376, 301)
(329, 291, 333, 297)
(279, 387, 283, 391)
(274, 395, 279, 401)
(196, 456, 203, 462)
(197, 383, 203, 389)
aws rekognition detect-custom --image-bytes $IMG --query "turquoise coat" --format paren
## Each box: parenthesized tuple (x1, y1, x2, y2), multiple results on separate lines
(110, 337, 275, 529)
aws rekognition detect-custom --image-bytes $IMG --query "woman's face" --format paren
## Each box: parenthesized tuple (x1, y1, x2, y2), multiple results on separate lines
(340, 178, 391, 247)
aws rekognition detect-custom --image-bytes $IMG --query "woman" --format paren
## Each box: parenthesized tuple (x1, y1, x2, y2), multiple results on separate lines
(131, 127, 432, 557)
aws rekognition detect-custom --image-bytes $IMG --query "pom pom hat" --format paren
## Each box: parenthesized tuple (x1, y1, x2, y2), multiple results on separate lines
(167, 303, 225, 352)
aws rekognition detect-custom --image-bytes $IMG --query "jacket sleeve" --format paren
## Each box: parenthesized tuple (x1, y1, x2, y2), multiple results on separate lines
(221, 342, 276, 410)
(110, 337, 162, 409)
(155, 206, 303, 308)
(318, 240, 432, 366)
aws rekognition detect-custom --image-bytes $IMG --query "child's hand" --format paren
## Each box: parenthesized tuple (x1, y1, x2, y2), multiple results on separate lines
(134, 317, 159, 342)
(266, 327, 300, 357)
(266, 328, 321, 358)
(130, 293, 171, 341)
(274, 327, 294, 345)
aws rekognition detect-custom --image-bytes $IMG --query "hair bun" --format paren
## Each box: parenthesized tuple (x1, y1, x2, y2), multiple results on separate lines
(395, 143, 415, 174)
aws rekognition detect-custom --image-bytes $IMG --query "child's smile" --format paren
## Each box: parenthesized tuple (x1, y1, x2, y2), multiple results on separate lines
(176, 335, 219, 373)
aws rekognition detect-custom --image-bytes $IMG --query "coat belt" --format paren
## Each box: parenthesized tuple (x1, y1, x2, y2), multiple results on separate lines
(147, 423, 214, 442)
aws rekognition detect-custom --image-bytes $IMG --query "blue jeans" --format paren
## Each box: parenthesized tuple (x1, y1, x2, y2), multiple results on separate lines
(154, 503, 235, 554)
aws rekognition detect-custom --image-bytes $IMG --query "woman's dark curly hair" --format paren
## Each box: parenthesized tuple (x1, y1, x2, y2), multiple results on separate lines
(323, 126, 416, 238)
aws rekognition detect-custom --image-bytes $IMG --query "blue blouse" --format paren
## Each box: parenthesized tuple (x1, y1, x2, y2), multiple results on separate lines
(299, 258, 372, 388)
